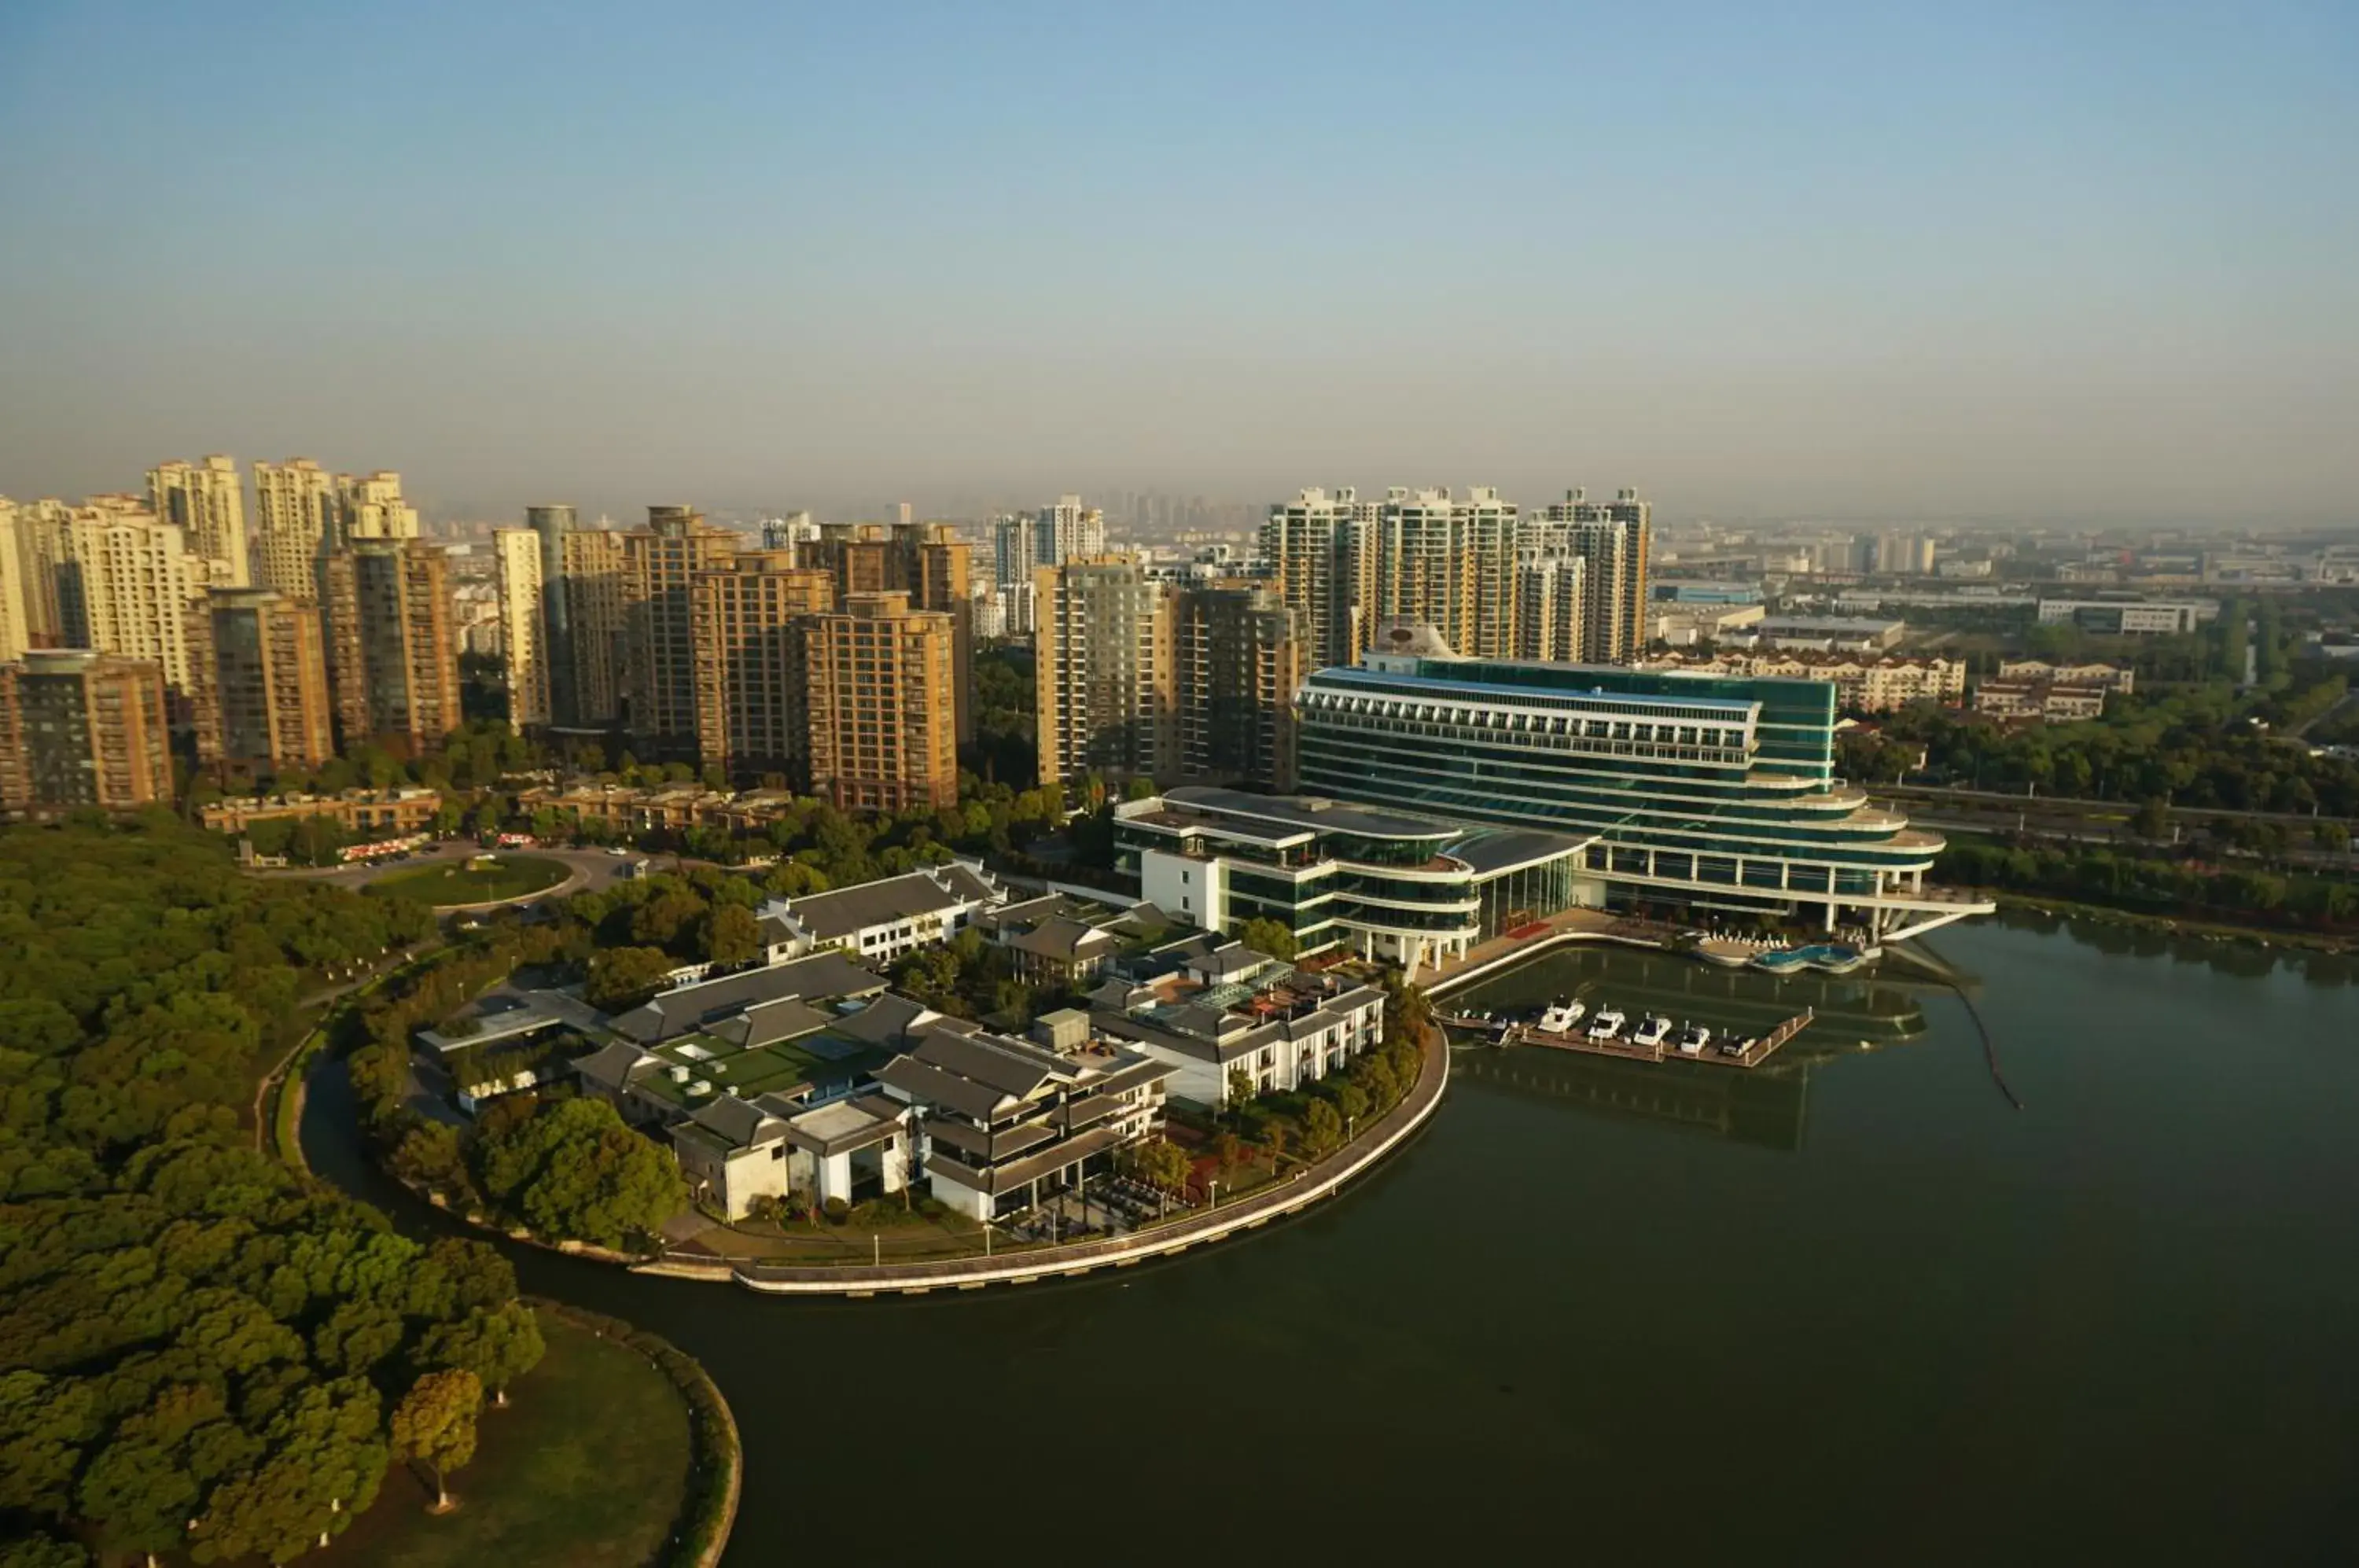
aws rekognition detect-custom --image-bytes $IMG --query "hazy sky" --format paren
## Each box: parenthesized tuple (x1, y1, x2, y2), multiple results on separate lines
(2, 2, 2354, 526)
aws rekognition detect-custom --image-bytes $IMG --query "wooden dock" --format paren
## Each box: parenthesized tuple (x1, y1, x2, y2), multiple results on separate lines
(1506, 1007, 1813, 1072)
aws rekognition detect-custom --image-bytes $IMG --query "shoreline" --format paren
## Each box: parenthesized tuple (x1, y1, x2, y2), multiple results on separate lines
(1972, 889, 2356, 955)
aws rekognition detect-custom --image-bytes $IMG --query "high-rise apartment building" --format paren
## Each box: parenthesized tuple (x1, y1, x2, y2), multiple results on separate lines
(1033, 556, 1174, 786)
(897, 523, 974, 745)
(1037, 495, 1106, 565)
(526, 504, 577, 724)
(2, 499, 75, 649)
(803, 591, 959, 812)
(992, 513, 1038, 634)
(252, 459, 339, 602)
(0, 500, 32, 663)
(54, 506, 204, 691)
(338, 471, 419, 544)
(1538, 488, 1651, 662)
(1173, 583, 1303, 790)
(322, 539, 461, 753)
(0, 650, 174, 815)
(691, 550, 834, 782)
(148, 456, 249, 587)
(495, 528, 550, 726)
(560, 527, 631, 727)
(1375, 488, 1481, 660)
(1511, 550, 1588, 662)
(186, 587, 333, 770)
(809, 524, 892, 600)
(1261, 487, 1378, 671)
(624, 506, 736, 755)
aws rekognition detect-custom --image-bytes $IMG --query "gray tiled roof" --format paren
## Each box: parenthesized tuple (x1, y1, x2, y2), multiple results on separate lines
(572, 1038, 657, 1091)
(609, 951, 886, 1042)
(782, 867, 993, 941)
(687, 1092, 786, 1151)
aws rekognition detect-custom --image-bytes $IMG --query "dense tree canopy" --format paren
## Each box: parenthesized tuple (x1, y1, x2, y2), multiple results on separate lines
(0, 817, 524, 1562)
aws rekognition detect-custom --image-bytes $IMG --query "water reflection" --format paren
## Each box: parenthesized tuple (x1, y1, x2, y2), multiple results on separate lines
(1455, 1043, 1818, 1152)
(1988, 905, 2354, 987)
(1440, 943, 1935, 1153)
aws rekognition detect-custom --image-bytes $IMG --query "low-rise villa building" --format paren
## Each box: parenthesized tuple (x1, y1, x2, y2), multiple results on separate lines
(754, 861, 1003, 964)
(875, 1014, 1173, 1221)
(668, 1089, 916, 1220)
(1087, 935, 1387, 1110)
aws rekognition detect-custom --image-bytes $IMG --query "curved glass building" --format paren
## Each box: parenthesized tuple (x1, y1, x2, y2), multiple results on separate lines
(1292, 629, 1990, 942)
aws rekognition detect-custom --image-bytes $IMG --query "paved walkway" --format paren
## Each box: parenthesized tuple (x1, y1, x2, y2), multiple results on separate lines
(645, 1021, 1451, 1296)
(1412, 907, 1674, 993)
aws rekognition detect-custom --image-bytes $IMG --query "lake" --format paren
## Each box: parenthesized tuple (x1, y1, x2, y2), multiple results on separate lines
(304, 914, 2359, 1566)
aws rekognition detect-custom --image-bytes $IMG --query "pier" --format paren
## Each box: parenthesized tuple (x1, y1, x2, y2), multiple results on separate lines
(1505, 1006, 1814, 1070)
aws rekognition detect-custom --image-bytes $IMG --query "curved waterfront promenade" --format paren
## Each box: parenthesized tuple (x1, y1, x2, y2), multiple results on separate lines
(638, 1019, 1452, 1297)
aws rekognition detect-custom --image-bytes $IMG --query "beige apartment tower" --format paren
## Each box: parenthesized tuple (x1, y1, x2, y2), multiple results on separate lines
(624, 506, 736, 756)
(1261, 487, 1378, 671)
(187, 587, 333, 770)
(322, 539, 462, 754)
(1174, 583, 1303, 790)
(495, 528, 550, 727)
(802, 591, 959, 812)
(691, 550, 834, 782)
(148, 456, 250, 587)
(0, 650, 174, 815)
(54, 506, 205, 691)
(560, 527, 631, 726)
(252, 459, 338, 602)
(1033, 555, 1176, 787)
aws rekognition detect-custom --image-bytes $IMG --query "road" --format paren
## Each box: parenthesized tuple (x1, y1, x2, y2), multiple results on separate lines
(1882, 782, 2356, 830)
(262, 839, 651, 904)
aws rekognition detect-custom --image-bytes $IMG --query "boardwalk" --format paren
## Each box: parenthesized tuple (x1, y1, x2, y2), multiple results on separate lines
(639, 1021, 1452, 1297)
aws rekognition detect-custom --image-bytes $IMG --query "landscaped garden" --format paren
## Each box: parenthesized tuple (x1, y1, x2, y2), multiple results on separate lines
(371, 853, 571, 905)
(318, 1312, 693, 1568)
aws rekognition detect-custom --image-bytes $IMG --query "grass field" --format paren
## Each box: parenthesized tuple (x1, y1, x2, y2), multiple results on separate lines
(322, 1312, 691, 1568)
(369, 854, 569, 906)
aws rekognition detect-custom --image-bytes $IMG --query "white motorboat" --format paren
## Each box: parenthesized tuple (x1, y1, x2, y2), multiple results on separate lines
(1535, 999, 1587, 1034)
(1674, 1023, 1712, 1056)
(1631, 1014, 1673, 1049)
(1585, 1007, 1626, 1041)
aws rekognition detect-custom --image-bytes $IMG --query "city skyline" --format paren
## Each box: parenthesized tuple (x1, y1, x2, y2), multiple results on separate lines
(2, 4, 2354, 527)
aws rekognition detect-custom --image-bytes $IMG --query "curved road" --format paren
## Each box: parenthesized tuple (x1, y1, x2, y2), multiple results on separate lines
(263, 840, 650, 905)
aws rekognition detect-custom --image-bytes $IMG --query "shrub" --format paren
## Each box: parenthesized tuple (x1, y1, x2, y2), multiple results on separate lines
(823, 1195, 849, 1224)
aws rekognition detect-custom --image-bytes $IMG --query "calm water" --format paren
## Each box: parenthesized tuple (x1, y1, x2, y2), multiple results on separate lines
(306, 915, 2359, 1566)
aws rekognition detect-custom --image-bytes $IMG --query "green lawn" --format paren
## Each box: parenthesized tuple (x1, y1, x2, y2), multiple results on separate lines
(322, 1312, 691, 1568)
(369, 855, 569, 906)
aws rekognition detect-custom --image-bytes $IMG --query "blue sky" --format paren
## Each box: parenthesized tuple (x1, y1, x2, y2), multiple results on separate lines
(2, 1, 2353, 524)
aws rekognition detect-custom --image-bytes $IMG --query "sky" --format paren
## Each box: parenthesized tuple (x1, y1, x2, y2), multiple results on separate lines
(2, 1, 2355, 527)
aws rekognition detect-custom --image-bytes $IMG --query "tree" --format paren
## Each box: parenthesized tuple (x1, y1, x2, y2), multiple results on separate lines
(1262, 1118, 1291, 1172)
(583, 945, 675, 1014)
(1301, 1099, 1344, 1158)
(700, 901, 762, 967)
(1236, 917, 1301, 962)
(1213, 1131, 1242, 1177)
(1225, 1066, 1257, 1113)
(420, 1303, 546, 1407)
(1128, 1138, 1191, 1195)
(473, 1097, 686, 1249)
(391, 1371, 480, 1511)
(2131, 797, 2172, 841)
(1330, 1079, 1370, 1128)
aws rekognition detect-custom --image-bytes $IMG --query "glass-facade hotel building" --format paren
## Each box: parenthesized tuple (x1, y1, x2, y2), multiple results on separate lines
(1292, 628, 1990, 942)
